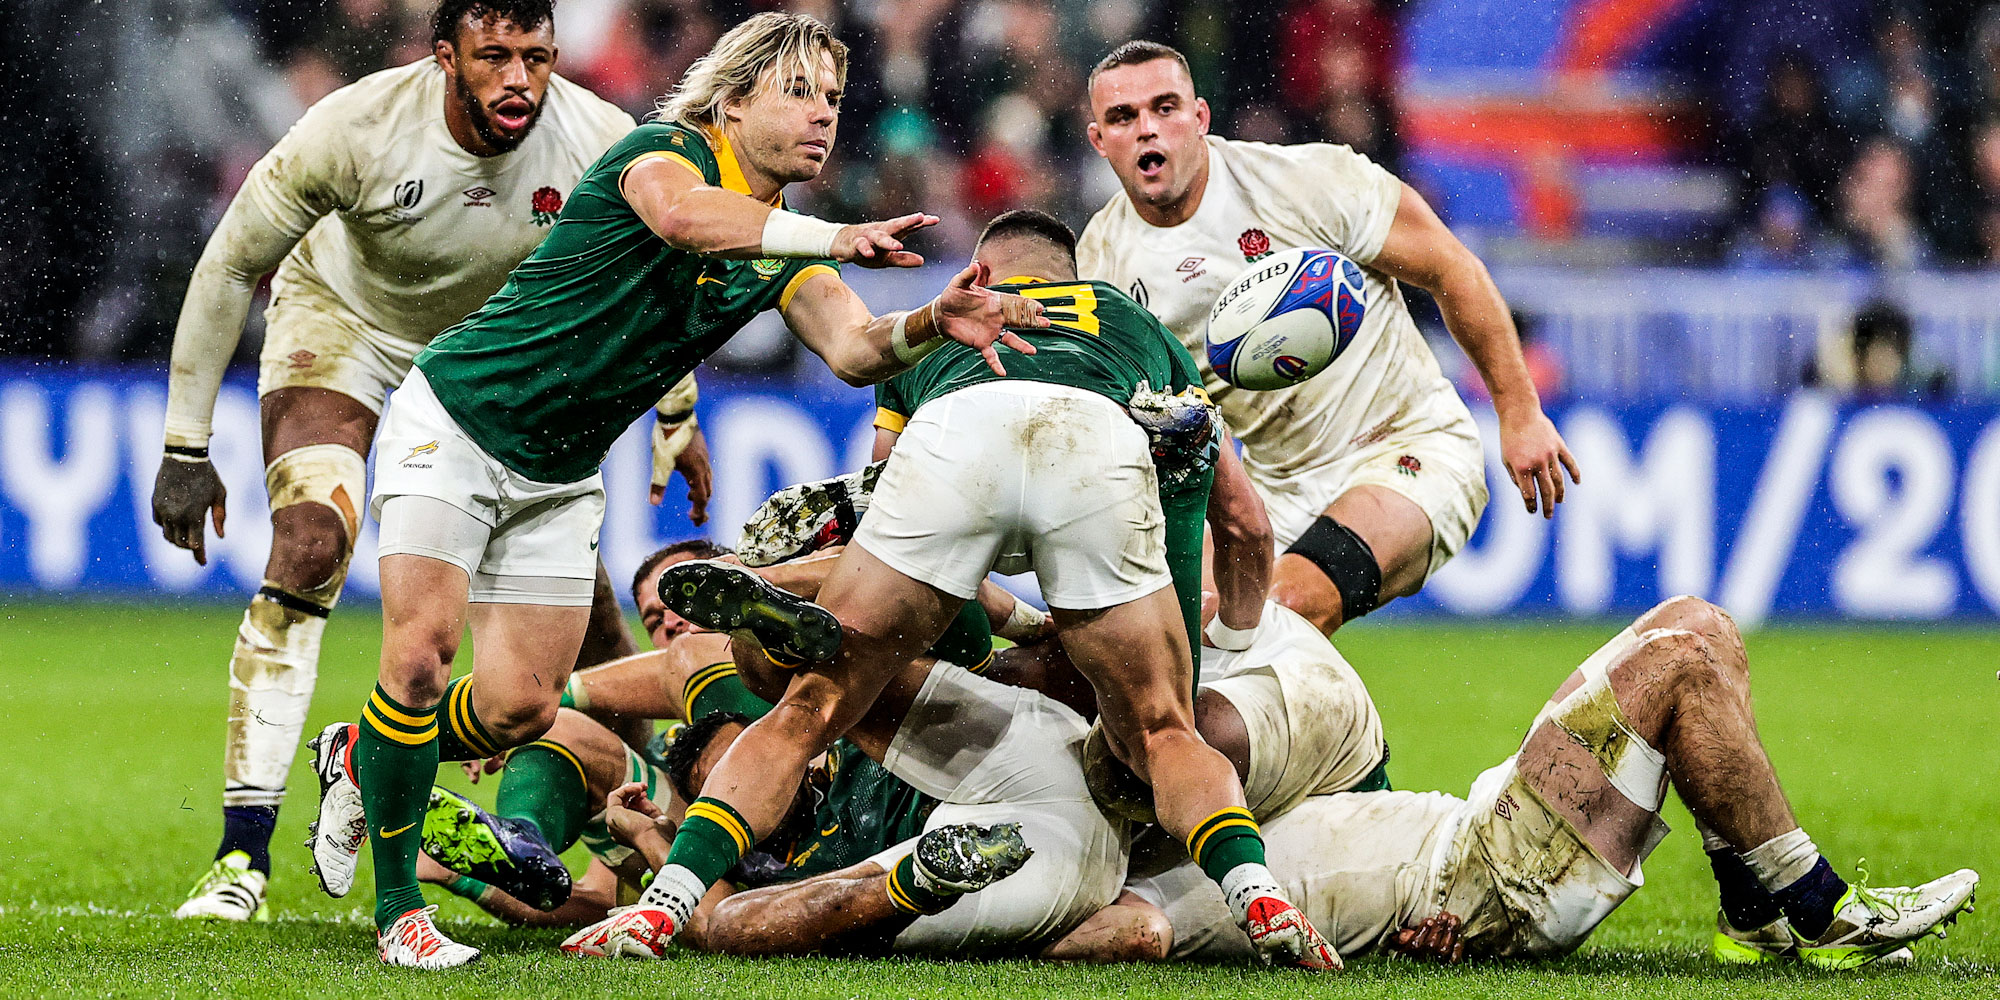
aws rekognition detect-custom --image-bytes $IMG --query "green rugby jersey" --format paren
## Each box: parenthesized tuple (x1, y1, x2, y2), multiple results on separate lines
(742, 743, 937, 887)
(872, 277, 1215, 659)
(415, 122, 837, 483)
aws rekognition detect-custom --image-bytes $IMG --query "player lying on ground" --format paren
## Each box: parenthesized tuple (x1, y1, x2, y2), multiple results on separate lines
(1079, 41, 1578, 635)
(1099, 597, 1978, 970)
(429, 586, 1389, 959)
(618, 209, 1342, 969)
(304, 12, 1049, 968)
(153, 0, 699, 923)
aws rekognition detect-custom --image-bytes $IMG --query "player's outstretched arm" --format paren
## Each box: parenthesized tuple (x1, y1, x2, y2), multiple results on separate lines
(156, 142, 344, 563)
(779, 261, 1047, 386)
(687, 862, 911, 956)
(622, 156, 933, 268)
(1204, 431, 1271, 645)
(1369, 182, 1580, 518)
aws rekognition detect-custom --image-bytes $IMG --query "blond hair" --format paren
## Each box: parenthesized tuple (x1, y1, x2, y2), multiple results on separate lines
(654, 12, 849, 128)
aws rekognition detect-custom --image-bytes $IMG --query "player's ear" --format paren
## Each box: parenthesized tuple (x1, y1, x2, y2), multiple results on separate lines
(1086, 120, 1106, 156)
(434, 39, 457, 74)
(1195, 96, 1211, 136)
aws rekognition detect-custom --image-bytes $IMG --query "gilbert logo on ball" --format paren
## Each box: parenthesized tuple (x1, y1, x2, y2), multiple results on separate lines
(1206, 247, 1368, 391)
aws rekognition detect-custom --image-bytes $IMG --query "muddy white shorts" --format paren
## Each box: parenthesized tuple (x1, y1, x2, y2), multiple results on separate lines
(1198, 603, 1386, 821)
(1250, 410, 1487, 579)
(855, 381, 1170, 610)
(868, 667, 1128, 954)
(258, 279, 423, 414)
(371, 367, 602, 605)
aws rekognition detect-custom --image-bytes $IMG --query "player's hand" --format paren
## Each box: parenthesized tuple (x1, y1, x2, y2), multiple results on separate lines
(1499, 409, 1579, 519)
(651, 424, 712, 525)
(936, 261, 1047, 376)
(152, 456, 227, 565)
(1386, 911, 1465, 964)
(832, 213, 937, 269)
(603, 781, 669, 847)
(460, 755, 507, 784)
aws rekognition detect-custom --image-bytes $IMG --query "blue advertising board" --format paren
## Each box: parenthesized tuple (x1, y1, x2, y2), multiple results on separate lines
(2, 364, 1996, 623)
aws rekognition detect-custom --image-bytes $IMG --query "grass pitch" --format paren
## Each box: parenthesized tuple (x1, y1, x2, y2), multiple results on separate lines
(1, 601, 1996, 998)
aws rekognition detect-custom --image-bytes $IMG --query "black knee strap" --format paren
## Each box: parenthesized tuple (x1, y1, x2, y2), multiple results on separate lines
(1285, 517, 1382, 619)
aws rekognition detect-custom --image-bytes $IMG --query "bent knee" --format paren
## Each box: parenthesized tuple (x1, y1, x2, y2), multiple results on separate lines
(483, 698, 560, 745)
(267, 515, 352, 591)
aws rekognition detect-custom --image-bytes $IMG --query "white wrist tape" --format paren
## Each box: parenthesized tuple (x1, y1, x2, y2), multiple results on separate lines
(996, 599, 1049, 643)
(760, 210, 843, 258)
(1204, 616, 1259, 651)
(891, 301, 943, 365)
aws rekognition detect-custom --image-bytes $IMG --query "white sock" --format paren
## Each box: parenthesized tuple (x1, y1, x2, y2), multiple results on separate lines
(637, 864, 707, 926)
(223, 599, 324, 807)
(1219, 862, 1286, 925)
(1743, 828, 1821, 893)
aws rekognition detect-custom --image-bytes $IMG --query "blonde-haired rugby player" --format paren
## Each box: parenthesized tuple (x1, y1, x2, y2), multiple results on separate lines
(300, 11, 1046, 967)
(152, 0, 714, 925)
(1077, 41, 1579, 636)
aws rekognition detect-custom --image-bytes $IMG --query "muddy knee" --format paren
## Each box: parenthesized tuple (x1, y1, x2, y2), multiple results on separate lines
(264, 444, 366, 605)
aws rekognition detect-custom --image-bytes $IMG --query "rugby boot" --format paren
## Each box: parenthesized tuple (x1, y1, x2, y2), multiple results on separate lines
(304, 722, 365, 898)
(378, 905, 480, 969)
(1244, 896, 1342, 971)
(561, 905, 679, 959)
(658, 559, 842, 665)
(736, 461, 884, 567)
(173, 851, 270, 922)
(422, 787, 572, 911)
(1792, 867, 1978, 969)
(1710, 913, 1795, 964)
(912, 822, 1034, 893)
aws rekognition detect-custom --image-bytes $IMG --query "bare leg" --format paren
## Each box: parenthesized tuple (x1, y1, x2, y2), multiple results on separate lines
(703, 544, 958, 840)
(1040, 891, 1173, 962)
(687, 862, 913, 956)
(575, 561, 640, 668)
(1051, 587, 1247, 863)
(1268, 485, 1431, 634)
(464, 601, 593, 748)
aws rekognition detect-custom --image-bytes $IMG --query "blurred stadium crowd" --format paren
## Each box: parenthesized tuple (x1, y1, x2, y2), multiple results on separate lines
(5, 0, 2000, 374)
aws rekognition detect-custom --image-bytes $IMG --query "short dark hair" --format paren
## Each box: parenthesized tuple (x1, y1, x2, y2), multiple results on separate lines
(663, 710, 752, 801)
(975, 209, 1078, 269)
(1089, 40, 1192, 89)
(631, 539, 735, 603)
(431, 0, 555, 46)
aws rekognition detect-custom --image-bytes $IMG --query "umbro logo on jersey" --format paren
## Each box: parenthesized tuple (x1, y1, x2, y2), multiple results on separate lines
(462, 186, 496, 207)
(1177, 256, 1209, 283)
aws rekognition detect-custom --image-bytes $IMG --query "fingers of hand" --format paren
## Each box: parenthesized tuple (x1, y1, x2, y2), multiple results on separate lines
(979, 343, 1008, 377)
(650, 485, 666, 506)
(950, 261, 979, 288)
(1560, 446, 1582, 484)
(998, 330, 1038, 355)
(1536, 465, 1558, 518)
(1512, 467, 1537, 512)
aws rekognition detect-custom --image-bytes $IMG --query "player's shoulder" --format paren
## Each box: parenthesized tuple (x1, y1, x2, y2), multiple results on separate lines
(303, 59, 439, 125)
(542, 73, 639, 147)
(1211, 134, 1391, 187)
(608, 120, 718, 174)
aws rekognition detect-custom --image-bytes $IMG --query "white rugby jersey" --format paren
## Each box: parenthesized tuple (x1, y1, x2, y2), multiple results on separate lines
(1077, 136, 1474, 485)
(165, 59, 634, 445)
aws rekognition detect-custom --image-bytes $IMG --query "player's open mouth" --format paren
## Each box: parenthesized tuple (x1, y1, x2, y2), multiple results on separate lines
(1136, 150, 1167, 177)
(492, 99, 535, 131)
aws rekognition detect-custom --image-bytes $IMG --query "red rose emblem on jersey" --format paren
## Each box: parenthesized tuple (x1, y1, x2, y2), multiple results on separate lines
(1238, 228, 1271, 261)
(530, 186, 563, 226)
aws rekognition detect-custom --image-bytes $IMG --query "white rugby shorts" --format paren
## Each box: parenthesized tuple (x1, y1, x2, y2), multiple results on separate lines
(1252, 408, 1487, 580)
(258, 278, 423, 414)
(370, 367, 603, 604)
(855, 381, 1171, 610)
(866, 666, 1128, 953)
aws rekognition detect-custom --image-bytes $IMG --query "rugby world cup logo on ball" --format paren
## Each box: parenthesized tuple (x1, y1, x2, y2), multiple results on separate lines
(1205, 247, 1368, 390)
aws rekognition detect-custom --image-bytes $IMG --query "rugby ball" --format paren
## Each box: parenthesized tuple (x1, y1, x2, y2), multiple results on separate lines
(1206, 247, 1367, 390)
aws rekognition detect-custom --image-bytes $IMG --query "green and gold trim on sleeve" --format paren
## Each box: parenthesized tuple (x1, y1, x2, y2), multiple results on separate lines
(873, 407, 909, 433)
(363, 690, 437, 745)
(778, 263, 837, 311)
(619, 149, 705, 189)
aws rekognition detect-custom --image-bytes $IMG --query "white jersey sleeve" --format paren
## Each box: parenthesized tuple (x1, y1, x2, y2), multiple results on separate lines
(162, 95, 362, 447)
